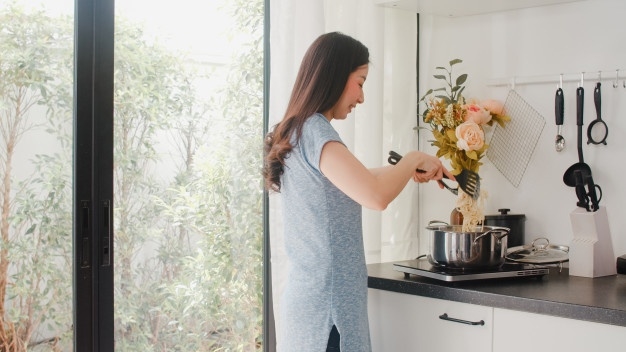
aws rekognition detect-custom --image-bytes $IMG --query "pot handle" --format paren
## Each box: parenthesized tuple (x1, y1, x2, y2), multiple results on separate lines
(530, 237, 550, 252)
(473, 227, 510, 244)
(428, 220, 449, 226)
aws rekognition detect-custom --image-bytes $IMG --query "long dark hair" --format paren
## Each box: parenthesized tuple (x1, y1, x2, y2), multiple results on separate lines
(263, 32, 370, 192)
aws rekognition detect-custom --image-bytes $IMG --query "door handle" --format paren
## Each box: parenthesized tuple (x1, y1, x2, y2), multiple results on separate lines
(80, 201, 90, 268)
(439, 313, 485, 326)
(101, 200, 111, 266)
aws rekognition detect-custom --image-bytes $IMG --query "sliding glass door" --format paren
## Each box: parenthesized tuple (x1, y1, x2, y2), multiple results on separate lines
(1, 0, 74, 350)
(1, 0, 266, 350)
(111, 0, 265, 350)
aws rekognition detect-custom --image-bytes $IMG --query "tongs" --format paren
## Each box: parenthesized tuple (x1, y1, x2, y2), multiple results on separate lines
(387, 150, 481, 199)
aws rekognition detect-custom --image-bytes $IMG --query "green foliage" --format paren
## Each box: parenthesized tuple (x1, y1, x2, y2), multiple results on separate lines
(419, 59, 467, 112)
(1, 0, 264, 350)
(1, 2, 74, 350)
(111, 0, 265, 350)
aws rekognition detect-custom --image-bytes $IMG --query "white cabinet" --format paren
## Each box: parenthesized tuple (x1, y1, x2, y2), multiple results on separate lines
(369, 288, 626, 352)
(493, 308, 626, 352)
(373, 0, 586, 17)
(368, 289, 493, 352)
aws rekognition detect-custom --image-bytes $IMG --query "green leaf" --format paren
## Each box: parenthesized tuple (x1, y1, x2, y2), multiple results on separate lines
(433, 74, 447, 80)
(450, 59, 463, 66)
(440, 96, 452, 104)
(25, 224, 37, 235)
(456, 74, 468, 86)
(445, 129, 456, 140)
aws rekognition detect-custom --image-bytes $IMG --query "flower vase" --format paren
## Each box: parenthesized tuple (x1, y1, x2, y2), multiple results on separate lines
(450, 207, 463, 225)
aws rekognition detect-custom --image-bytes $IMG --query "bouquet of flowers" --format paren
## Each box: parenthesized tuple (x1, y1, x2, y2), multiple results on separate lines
(419, 59, 510, 228)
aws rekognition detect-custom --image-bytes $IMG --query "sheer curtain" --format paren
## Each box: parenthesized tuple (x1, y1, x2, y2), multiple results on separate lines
(268, 0, 419, 342)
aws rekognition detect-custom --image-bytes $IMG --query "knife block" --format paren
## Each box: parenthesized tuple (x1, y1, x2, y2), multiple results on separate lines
(568, 206, 616, 278)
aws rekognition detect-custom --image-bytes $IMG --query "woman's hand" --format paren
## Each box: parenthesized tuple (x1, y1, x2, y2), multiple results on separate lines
(404, 151, 455, 187)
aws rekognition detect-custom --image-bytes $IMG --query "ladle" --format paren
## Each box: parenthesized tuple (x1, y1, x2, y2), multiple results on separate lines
(563, 86, 592, 188)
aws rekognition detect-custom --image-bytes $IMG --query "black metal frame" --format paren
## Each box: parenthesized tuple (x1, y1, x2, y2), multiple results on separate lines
(262, 0, 276, 350)
(73, 0, 273, 351)
(73, 0, 115, 350)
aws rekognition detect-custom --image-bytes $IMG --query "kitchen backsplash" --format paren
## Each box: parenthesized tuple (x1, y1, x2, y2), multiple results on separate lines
(415, 0, 626, 260)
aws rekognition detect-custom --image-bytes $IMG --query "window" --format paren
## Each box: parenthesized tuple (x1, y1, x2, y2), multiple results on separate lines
(0, 0, 267, 350)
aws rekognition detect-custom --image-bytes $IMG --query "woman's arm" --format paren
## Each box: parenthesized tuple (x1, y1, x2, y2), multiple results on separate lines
(319, 141, 453, 211)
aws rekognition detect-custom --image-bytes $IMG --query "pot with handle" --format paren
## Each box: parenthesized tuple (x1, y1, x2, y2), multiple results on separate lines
(426, 221, 510, 270)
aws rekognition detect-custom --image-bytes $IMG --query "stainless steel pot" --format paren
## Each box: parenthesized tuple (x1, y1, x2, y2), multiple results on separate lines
(426, 222, 510, 270)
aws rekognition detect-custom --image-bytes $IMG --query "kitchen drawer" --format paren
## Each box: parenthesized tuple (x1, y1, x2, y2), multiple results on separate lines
(368, 289, 493, 352)
(493, 308, 626, 352)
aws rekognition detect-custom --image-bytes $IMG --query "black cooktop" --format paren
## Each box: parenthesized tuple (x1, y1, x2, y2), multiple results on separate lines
(393, 258, 550, 282)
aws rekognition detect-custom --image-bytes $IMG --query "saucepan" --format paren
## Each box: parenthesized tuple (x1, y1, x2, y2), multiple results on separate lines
(426, 221, 510, 270)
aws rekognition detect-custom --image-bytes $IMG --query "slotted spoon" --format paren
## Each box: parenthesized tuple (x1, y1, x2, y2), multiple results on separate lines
(387, 150, 481, 199)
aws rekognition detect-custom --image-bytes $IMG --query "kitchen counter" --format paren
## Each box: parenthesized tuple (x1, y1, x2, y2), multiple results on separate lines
(367, 262, 626, 327)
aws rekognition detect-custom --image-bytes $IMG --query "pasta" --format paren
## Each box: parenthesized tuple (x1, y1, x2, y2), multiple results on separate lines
(456, 189, 487, 232)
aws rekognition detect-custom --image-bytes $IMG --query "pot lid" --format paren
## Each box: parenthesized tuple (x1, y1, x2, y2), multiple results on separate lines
(485, 208, 526, 220)
(506, 237, 569, 264)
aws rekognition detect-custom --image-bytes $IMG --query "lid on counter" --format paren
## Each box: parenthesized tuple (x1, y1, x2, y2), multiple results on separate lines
(506, 237, 569, 264)
(485, 208, 526, 221)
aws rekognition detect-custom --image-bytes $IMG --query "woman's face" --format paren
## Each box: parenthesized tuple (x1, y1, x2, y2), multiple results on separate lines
(324, 64, 369, 121)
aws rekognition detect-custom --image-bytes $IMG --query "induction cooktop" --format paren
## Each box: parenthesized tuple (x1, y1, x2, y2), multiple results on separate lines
(393, 258, 550, 282)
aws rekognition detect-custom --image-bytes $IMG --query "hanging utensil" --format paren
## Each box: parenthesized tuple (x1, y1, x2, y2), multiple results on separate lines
(387, 150, 480, 199)
(587, 82, 608, 145)
(563, 84, 603, 212)
(563, 86, 592, 188)
(486, 90, 545, 187)
(555, 86, 565, 152)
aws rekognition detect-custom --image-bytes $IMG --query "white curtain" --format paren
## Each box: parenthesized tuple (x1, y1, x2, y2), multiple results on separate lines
(268, 0, 419, 344)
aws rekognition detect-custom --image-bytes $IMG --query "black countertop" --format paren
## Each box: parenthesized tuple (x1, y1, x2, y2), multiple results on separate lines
(367, 261, 626, 327)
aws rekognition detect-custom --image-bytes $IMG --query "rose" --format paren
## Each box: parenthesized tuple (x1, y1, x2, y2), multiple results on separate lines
(481, 99, 504, 116)
(463, 103, 492, 125)
(455, 121, 484, 151)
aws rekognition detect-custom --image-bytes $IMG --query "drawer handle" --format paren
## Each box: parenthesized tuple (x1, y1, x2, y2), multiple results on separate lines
(439, 313, 485, 326)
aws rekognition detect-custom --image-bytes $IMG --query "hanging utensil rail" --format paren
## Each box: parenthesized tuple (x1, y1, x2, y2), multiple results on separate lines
(487, 69, 626, 88)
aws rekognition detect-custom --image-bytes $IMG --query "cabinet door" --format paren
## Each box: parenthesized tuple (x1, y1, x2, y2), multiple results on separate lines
(493, 308, 626, 352)
(368, 289, 493, 352)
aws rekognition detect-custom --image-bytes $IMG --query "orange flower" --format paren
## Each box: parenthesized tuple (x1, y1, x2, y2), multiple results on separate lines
(481, 99, 504, 115)
(455, 121, 484, 151)
(463, 103, 492, 125)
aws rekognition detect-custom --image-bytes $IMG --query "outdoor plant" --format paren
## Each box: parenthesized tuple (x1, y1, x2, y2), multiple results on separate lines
(1, 0, 264, 350)
(0, 3, 73, 350)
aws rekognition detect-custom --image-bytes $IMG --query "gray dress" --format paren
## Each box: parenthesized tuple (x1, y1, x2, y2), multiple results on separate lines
(279, 113, 371, 352)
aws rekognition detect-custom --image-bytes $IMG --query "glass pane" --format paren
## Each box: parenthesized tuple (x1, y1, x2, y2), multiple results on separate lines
(113, 0, 264, 350)
(0, 0, 74, 350)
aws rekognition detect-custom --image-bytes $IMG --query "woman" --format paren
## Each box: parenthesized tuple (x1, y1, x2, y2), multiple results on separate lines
(263, 32, 453, 351)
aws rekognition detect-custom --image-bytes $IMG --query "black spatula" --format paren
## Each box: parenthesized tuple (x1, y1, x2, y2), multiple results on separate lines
(388, 150, 481, 199)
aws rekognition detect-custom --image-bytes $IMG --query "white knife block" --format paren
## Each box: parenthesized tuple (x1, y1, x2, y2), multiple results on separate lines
(569, 206, 616, 278)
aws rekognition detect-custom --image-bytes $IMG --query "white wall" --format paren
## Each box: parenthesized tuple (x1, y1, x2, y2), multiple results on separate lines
(414, 0, 626, 259)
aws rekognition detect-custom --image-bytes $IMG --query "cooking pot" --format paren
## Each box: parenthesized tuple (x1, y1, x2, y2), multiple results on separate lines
(426, 221, 510, 270)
